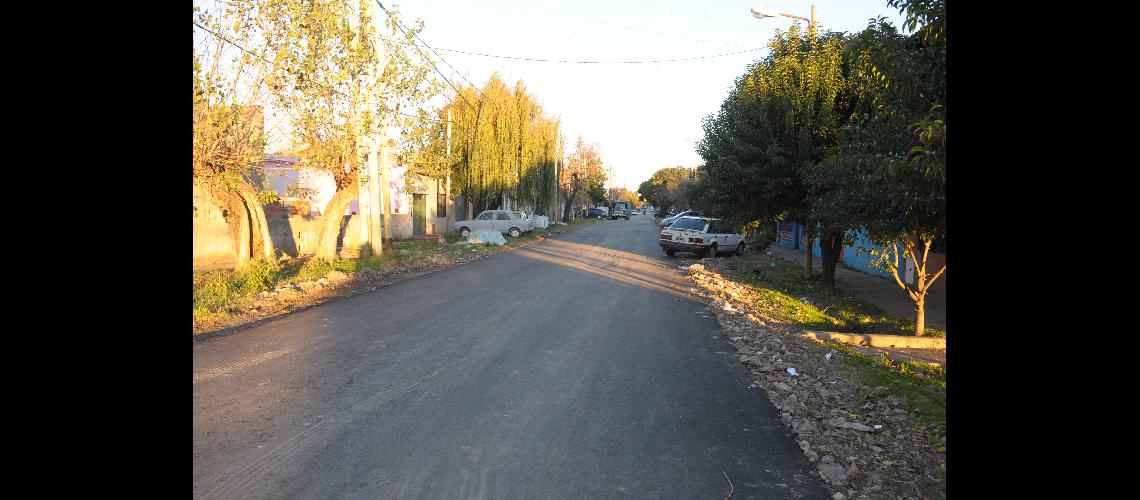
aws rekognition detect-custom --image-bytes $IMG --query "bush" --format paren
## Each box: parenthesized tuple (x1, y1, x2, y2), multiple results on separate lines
(749, 230, 776, 252)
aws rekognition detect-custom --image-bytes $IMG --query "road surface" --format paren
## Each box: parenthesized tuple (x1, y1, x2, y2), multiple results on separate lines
(193, 215, 829, 499)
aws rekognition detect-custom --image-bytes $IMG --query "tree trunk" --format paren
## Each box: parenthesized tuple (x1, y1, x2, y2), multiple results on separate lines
(819, 230, 843, 289)
(234, 184, 276, 261)
(314, 188, 357, 261)
(378, 163, 393, 252)
(914, 296, 926, 336)
(803, 224, 814, 280)
(203, 182, 251, 269)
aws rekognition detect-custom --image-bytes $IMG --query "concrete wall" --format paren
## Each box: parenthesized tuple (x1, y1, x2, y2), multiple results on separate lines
(193, 183, 236, 270)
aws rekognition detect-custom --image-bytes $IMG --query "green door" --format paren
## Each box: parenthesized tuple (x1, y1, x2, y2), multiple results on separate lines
(412, 194, 426, 236)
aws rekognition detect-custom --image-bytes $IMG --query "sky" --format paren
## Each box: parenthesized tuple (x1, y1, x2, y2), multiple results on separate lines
(389, 0, 910, 192)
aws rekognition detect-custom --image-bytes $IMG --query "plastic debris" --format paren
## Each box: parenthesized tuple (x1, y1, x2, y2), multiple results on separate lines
(786, 367, 799, 377)
(873, 425, 883, 430)
(825, 352, 833, 361)
(465, 230, 506, 246)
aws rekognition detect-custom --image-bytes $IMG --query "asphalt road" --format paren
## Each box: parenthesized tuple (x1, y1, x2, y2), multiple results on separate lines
(193, 215, 830, 499)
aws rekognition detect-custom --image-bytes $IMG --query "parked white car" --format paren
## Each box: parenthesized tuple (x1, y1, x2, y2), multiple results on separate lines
(454, 210, 534, 238)
(659, 216, 744, 257)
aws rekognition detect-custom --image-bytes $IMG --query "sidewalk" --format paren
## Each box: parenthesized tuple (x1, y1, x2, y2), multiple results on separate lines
(766, 244, 946, 331)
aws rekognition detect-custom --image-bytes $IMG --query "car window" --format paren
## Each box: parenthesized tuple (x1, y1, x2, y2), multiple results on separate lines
(495, 212, 511, 220)
(709, 221, 722, 233)
(476, 211, 493, 220)
(671, 218, 707, 231)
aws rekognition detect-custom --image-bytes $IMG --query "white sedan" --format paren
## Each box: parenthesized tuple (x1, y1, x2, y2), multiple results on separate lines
(454, 210, 534, 238)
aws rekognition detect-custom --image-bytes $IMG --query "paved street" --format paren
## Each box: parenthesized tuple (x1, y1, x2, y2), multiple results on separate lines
(193, 216, 829, 499)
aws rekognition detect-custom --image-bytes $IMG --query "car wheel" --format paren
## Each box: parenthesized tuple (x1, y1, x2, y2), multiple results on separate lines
(665, 249, 676, 257)
(459, 226, 470, 237)
(736, 242, 745, 256)
(509, 227, 521, 238)
(708, 243, 718, 258)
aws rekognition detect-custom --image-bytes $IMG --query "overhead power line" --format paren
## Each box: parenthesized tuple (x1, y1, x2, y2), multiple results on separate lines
(431, 46, 766, 64)
(374, 0, 480, 108)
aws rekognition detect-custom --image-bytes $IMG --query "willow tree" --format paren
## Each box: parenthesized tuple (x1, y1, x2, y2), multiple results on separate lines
(259, 0, 439, 260)
(415, 74, 562, 217)
(193, 3, 278, 269)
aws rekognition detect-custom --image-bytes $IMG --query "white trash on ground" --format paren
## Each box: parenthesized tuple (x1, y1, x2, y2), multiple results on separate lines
(466, 230, 507, 246)
(786, 367, 799, 377)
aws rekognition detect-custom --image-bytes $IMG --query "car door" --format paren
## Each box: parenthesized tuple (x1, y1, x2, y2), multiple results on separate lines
(475, 210, 494, 230)
(494, 211, 512, 233)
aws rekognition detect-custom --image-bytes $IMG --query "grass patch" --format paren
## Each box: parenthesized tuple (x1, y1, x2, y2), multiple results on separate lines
(732, 253, 945, 337)
(825, 340, 946, 426)
(704, 251, 946, 426)
(193, 260, 284, 322)
(566, 217, 599, 225)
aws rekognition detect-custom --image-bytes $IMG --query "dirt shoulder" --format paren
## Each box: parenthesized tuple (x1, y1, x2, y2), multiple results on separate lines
(685, 258, 946, 500)
(193, 223, 590, 339)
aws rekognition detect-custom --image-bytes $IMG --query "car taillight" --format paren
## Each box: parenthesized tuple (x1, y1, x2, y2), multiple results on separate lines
(660, 233, 669, 239)
(689, 237, 703, 243)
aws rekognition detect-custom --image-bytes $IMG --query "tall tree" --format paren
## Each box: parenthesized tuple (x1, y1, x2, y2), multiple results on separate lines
(809, 1, 946, 334)
(193, 3, 279, 269)
(258, 0, 439, 260)
(696, 23, 848, 278)
(414, 74, 562, 217)
(637, 167, 690, 216)
(559, 136, 606, 221)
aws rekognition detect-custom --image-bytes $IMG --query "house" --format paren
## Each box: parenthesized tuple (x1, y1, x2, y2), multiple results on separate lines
(774, 222, 945, 294)
(261, 153, 453, 258)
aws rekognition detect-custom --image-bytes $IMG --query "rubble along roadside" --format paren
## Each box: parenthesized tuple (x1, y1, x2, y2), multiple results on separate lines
(192, 222, 590, 338)
(684, 258, 946, 500)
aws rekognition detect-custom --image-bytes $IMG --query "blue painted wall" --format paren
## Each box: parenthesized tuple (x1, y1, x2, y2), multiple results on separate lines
(773, 224, 903, 280)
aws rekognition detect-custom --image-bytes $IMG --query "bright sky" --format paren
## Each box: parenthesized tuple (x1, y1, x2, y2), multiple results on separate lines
(391, 0, 909, 192)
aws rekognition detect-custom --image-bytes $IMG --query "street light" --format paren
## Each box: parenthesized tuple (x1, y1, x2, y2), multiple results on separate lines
(751, 4, 816, 28)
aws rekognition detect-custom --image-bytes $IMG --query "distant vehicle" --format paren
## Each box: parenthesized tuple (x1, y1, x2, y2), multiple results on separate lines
(454, 210, 534, 238)
(608, 201, 630, 220)
(659, 216, 744, 258)
(585, 207, 607, 219)
(659, 210, 701, 228)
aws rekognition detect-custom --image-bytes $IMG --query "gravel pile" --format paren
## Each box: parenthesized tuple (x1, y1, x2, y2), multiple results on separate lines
(687, 260, 946, 500)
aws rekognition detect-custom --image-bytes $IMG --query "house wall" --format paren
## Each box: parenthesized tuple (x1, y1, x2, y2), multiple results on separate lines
(193, 183, 237, 270)
(774, 224, 945, 293)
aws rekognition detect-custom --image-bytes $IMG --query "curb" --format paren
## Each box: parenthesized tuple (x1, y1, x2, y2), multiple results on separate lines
(801, 330, 946, 349)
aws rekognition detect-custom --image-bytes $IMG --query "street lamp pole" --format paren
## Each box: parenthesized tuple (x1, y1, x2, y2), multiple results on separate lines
(751, 4, 816, 29)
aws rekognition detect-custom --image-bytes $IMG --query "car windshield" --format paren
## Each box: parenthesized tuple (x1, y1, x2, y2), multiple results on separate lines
(670, 218, 707, 231)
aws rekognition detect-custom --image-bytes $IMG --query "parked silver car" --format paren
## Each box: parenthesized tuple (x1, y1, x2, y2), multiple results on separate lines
(454, 210, 534, 238)
(659, 216, 744, 257)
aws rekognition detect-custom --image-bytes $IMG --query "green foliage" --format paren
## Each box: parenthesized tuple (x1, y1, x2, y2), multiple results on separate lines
(694, 25, 848, 230)
(637, 167, 695, 215)
(416, 74, 563, 214)
(734, 253, 944, 337)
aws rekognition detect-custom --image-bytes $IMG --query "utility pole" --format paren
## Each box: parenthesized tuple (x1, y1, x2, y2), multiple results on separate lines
(446, 108, 453, 233)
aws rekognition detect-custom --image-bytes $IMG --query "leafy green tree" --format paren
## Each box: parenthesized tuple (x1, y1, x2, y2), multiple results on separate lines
(415, 74, 563, 217)
(696, 23, 848, 279)
(637, 167, 690, 216)
(808, 0, 945, 335)
(257, 0, 440, 260)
